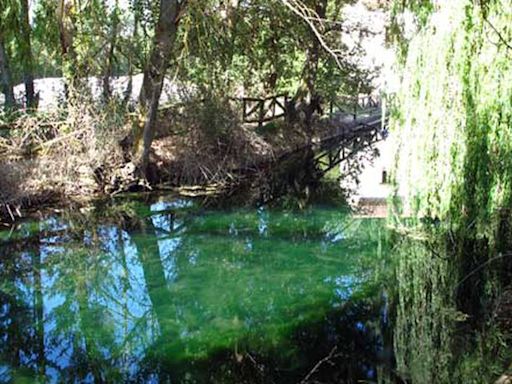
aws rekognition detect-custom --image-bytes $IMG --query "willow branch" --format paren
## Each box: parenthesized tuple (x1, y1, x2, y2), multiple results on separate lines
(484, 17, 512, 51)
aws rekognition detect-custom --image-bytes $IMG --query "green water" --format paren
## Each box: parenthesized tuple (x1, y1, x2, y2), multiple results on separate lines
(0, 196, 392, 383)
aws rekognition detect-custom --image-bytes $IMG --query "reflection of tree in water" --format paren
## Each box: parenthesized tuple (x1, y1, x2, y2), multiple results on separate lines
(0, 219, 159, 382)
(0, 234, 45, 381)
(0, 204, 391, 383)
(123, 209, 391, 383)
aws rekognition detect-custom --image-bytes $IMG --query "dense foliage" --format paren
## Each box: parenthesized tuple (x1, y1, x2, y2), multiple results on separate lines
(390, 0, 512, 382)
(0, 0, 366, 100)
(392, 0, 512, 229)
(0, 0, 376, 178)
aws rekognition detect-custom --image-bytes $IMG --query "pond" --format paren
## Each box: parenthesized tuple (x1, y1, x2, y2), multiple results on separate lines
(0, 195, 393, 383)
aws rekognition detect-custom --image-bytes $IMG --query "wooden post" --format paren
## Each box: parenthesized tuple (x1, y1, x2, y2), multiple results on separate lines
(242, 98, 246, 122)
(258, 100, 264, 129)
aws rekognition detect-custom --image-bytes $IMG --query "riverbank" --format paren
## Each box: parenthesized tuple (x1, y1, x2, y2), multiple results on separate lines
(0, 81, 394, 224)
(0, 98, 348, 223)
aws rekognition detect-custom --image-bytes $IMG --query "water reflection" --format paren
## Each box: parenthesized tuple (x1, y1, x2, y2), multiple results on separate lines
(0, 197, 391, 383)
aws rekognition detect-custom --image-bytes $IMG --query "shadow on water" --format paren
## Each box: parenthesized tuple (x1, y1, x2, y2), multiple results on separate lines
(0, 195, 395, 383)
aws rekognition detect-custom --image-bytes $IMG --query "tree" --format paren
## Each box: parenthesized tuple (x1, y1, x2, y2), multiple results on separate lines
(102, 0, 120, 101)
(57, 0, 77, 96)
(0, 0, 17, 110)
(298, 0, 328, 132)
(278, 0, 366, 132)
(135, 0, 187, 177)
(0, 36, 15, 110)
(19, 0, 35, 108)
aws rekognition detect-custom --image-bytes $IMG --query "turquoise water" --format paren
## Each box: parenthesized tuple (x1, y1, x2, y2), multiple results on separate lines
(0, 196, 392, 383)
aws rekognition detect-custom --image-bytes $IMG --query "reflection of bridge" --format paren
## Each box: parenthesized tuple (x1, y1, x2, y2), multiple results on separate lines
(235, 93, 388, 202)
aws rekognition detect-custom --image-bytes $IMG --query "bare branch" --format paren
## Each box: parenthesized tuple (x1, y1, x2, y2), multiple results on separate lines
(484, 17, 512, 51)
(278, 0, 344, 69)
(299, 346, 341, 384)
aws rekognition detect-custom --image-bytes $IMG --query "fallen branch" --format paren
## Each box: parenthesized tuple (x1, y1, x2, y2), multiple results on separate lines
(35, 128, 87, 152)
(299, 346, 341, 384)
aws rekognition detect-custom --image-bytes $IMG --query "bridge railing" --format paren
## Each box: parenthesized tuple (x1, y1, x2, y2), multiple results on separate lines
(238, 94, 289, 128)
(327, 94, 381, 120)
(236, 92, 382, 127)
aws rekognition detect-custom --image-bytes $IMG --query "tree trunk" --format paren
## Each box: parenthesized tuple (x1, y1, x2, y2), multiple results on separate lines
(123, 0, 141, 106)
(20, 0, 36, 109)
(136, 0, 184, 177)
(0, 38, 15, 110)
(58, 0, 77, 99)
(102, 1, 119, 101)
(298, 0, 327, 135)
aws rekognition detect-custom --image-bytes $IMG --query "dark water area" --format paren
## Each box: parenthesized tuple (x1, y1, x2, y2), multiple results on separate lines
(0, 195, 394, 383)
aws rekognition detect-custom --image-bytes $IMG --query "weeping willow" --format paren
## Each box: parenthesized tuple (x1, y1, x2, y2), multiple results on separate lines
(393, 0, 512, 230)
(390, 0, 512, 382)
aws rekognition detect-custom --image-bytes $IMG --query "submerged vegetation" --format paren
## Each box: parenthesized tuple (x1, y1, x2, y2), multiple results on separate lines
(0, 198, 393, 383)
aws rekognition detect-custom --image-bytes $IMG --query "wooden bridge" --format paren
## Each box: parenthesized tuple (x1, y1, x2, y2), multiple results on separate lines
(234, 92, 389, 202)
(239, 93, 382, 125)
(308, 97, 387, 180)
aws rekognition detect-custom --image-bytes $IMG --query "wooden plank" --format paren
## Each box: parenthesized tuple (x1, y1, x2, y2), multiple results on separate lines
(242, 94, 290, 124)
(265, 93, 287, 102)
(242, 97, 265, 102)
(264, 98, 273, 116)
(258, 101, 264, 128)
(274, 97, 286, 112)
(245, 100, 262, 118)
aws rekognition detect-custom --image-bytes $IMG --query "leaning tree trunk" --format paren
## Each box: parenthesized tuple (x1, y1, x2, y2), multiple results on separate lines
(0, 38, 15, 110)
(136, 0, 184, 178)
(20, 0, 35, 109)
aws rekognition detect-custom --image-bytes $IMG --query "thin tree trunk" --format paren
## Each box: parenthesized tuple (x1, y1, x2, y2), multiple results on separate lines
(103, 0, 119, 101)
(0, 38, 15, 109)
(303, 0, 327, 99)
(265, 16, 279, 93)
(20, 0, 36, 109)
(58, 0, 77, 100)
(298, 0, 327, 139)
(123, 0, 140, 106)
(136, 0, 184, 177)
